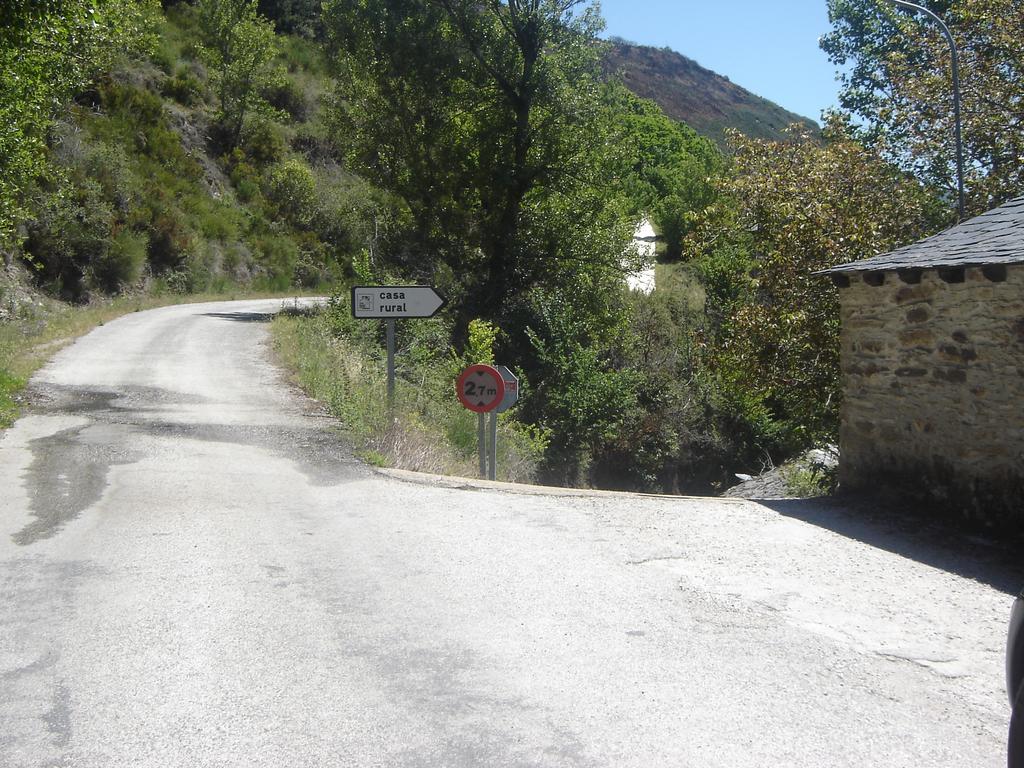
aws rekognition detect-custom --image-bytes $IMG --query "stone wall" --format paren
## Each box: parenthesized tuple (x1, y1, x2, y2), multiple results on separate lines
(837, 264, 1024, 530)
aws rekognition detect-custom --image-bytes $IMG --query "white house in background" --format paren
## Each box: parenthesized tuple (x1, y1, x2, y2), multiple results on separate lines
(625, 218, 657, 295)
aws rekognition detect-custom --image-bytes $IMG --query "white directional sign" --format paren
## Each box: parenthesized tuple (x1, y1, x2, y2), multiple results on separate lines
(493, 365, 519, 413)
(351, 285, 446, 319)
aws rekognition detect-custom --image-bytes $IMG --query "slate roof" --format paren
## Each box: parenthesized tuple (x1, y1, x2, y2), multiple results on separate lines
(821, 195, 1024, 273)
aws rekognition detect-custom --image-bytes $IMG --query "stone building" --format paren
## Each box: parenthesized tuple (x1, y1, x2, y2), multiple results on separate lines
(823, 195, 1024, 530)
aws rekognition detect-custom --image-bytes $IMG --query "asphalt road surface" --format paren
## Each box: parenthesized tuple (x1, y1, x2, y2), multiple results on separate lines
(1, 299, 1018, 767)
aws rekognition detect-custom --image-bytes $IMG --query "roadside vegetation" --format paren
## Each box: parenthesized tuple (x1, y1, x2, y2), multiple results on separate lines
(2, 0, 1019, 493)
(272, 298, 547, 481)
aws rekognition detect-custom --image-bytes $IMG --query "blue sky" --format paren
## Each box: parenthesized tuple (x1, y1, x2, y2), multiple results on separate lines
(596, 0, 842, 123)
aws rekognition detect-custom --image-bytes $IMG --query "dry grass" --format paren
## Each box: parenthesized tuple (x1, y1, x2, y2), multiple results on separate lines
(366, 416, 476, 477)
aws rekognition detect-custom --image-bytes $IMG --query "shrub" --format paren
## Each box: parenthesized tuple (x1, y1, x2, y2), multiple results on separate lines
(780, 450, 839, 497)
(239, 117, 285, 165)
(90, 229, 149, 293)
(291, 122, 335, 163)
(99, 81, 202, 182)
(81, 141, 136, 214)
(161, 68, 205, 106)
(182, 246, 215, 292)
(151, 37, 178, 75)
(221, 240, 254, 281)
(23, 182, 115, 302)
(195, 202, 241, 241)
(146, 201, 193, 273)
(162, 268, 193, 295)
(226, 153, 263, 203)
(263, 158, 317, 228)
(262, 78, 310, 121)
(277, 32, 326, 73)
(252, 233, 298, 289)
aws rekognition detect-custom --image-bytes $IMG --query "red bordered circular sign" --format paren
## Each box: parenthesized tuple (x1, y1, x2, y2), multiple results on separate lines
(456, 364, 506, 413)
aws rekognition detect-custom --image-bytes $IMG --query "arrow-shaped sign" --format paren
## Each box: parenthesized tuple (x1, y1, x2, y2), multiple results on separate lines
(351, 285, 447, 319)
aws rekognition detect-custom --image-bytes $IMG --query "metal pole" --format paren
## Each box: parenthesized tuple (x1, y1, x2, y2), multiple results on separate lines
(887, 0, 966, 220)
(488, 412, 498, 481)
(385, 319, 396, 410)
(478, 413, 486, 478)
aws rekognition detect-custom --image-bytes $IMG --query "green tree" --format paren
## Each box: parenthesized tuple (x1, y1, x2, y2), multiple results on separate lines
(323, 0, 631, 330)
(609, 87, 724, 259)
(0, 0, 157, 253)
(686, 124, 944, 451)
(197, 0, 281, 150)
(523, 288, 641, 483)
(327, 0, 760, 477)
(323, 0, 470, 272)
(822, 0, 1024, 213)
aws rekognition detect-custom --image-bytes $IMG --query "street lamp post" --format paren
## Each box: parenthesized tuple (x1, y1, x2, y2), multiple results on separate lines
(886, 0, 966, 220)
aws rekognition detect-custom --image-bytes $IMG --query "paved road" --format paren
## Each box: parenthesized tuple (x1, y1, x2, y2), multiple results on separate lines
(0, 299, 1018, 767)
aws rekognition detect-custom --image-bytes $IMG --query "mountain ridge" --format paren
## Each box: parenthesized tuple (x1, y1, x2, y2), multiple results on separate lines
(605, 41, 820, 145)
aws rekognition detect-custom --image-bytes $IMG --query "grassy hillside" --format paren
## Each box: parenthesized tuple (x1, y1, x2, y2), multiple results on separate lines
(606, 42, 819, 146)
(8, 3, 381, 305)
(0, 2, 379, 426)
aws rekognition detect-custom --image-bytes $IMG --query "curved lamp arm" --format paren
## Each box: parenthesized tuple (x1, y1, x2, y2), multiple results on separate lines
(886, 0, 965, 219)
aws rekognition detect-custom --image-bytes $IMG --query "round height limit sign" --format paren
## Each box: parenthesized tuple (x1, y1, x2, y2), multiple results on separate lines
(456, 364, 506, 413)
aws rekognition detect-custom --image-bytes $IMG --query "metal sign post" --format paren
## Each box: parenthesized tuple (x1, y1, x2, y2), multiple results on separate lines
(385, 319, 396, 409)
(456, 364, 505, 479)
(489, 366, 519, 481)
(488, 412, 499, 481)
(478, 413, 486, 477)
(457, 364, 517, 480)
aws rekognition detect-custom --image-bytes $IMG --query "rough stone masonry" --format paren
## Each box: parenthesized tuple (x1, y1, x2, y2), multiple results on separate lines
(836, 264, 1024, 530)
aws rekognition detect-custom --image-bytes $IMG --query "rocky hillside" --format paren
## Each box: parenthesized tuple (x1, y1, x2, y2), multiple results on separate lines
(606, 42, 819, 145)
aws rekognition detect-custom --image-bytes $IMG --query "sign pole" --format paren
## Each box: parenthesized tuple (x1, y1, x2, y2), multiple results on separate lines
(455, 363, 505, 481)
(385, 319, 396, 410)
(478, 413, 486, 478)
(488, 411, 498, 481)
(350, 285, 446, 414)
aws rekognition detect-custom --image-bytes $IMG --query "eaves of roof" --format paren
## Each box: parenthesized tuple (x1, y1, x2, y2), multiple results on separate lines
(818, 195, 1024, 274)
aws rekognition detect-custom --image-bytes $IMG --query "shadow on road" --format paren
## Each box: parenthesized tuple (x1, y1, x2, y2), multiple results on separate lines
(13, 384, 369, 547)
(757, 496, 1024, 596)
(202, 311, 274, 323)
